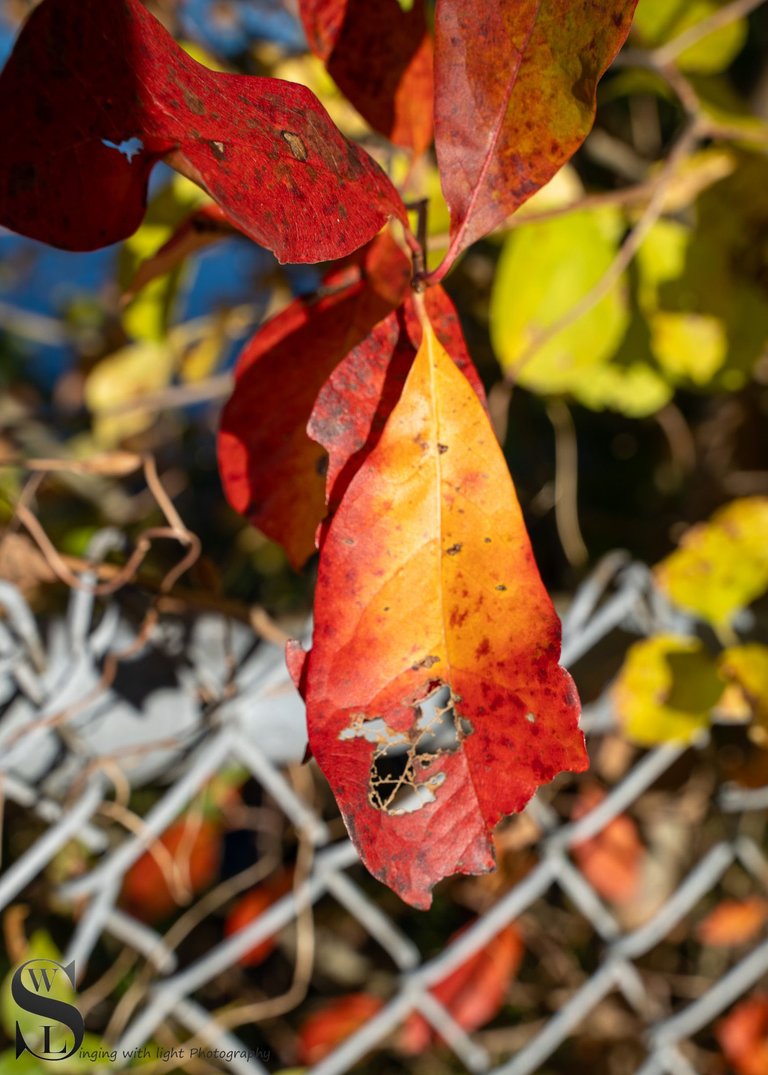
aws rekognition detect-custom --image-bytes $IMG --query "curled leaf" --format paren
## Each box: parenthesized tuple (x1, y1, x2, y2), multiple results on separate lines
(218, 234, 411, 567)
(299, 0, 434, 153)
(0, 0, 405, 263)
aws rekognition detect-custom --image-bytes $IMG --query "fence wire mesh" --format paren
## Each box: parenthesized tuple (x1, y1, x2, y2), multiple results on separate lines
(1, 534, 767, 1075)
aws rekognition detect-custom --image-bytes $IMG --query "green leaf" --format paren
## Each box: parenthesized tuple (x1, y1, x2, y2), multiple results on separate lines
(118, 176, 206, 344)
(634, 0, 748, 74)
(573, 355, 672, 417)
(655, 498, 768, 631)
(614, 635, 724, 746)
(490, 207, 629, 397)
(1, 931, 67, 1040)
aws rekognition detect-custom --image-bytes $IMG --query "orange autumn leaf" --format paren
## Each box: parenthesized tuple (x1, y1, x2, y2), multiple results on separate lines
(290, 316, 587, 908)
(298, 994, 384, 1065)
(697, 898, 768, 948)
(716, 996, 768, 1075)
(120, 817, 221, 922)
(223, 871, 293, 967)
(571, 786, 644, 905)
(400, 922, 524, 1053)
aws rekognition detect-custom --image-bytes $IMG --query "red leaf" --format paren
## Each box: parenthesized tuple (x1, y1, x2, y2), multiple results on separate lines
(401, 922, 523, 1052)
(224, 872, 292, 966)
(716, 996, 768, 1075)
(295, 315, 587, 908)
(298, 994, 384, 1065)
(432, 0, 637, 274)
(308, 287, 486, 514)
(120, 817, 221, 922)
(0, 0, 405, 262)
(571, 786, 644, 905)
(697, 898, 768, 948)
(218, 234, 411, 567)
(299, 0, 434, 153)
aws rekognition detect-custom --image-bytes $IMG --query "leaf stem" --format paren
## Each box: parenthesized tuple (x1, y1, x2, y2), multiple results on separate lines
(404, 198, 429, 289)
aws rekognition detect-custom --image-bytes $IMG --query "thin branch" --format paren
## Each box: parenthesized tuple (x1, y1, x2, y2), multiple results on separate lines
(97, 373, 234, 417)
(547, 400, 588, 569)
(504, 119, 701, 384)
(653, 0, 768, 66)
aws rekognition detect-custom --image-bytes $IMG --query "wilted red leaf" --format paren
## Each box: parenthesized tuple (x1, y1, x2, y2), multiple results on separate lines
(299, 0, 434, 153)
(432, 0, 637, 274)
(125, 203, 238, 300)
(571, 786, 644, 905)
(292, 316, 586, 907)
(308, 286, 486, 513)
(120, 817, 221, 922)
(298, 994, 384, 1065)
(697, 898, 768, 948)
(218, 234, 411, 567)
(224, 872, 293, 966)
(401, 922, 524, 1052)
(0, 0, 405, 262)
(716, 996, 768, 1075)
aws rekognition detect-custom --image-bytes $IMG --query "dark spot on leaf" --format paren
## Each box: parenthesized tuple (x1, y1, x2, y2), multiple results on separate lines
(183, 87, 206, 115)
(496, 584, 507, 591)
(411, 654, 441, 670)
(209, 140, 226, 160)
(446, 543, 462, 556)
(437, 443, 449, 454)
(475, 638, 491, 659)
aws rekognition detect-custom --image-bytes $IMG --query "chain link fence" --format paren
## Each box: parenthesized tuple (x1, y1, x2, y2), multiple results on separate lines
(1, 534, 767, 1075)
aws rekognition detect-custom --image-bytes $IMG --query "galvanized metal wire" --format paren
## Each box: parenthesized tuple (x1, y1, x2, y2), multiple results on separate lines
(1, 538, 766, 1074)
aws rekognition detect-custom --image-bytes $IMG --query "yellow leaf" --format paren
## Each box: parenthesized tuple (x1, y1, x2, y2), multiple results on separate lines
(719, 645, 768, 739)
(614, 635, 724, 745)
(655, 498, 768, 631)
(85, 342, 174, 447)
(490, 208, 629, 396)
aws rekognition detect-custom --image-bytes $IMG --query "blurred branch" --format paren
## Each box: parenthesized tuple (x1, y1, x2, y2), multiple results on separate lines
(0, 299, 69, 345)
(97, 373, 234, 417)
(653, 0, 768, 66)
(547, 400, 588, 569)
(505, 118, 701, 384)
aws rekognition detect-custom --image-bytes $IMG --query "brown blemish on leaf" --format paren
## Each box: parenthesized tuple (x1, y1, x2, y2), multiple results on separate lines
(446, 543, 462, 556)
(475, 639, 491, 659)
(281, 130, 308, 162)
(412, 655, 441, 670)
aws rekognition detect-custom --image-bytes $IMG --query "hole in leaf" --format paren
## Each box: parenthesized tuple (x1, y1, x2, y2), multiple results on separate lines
(340, 683, 472, 816)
